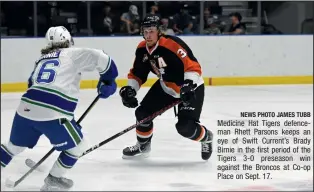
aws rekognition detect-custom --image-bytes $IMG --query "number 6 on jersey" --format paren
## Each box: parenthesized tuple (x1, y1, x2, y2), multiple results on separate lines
(34, 59, 60, 84)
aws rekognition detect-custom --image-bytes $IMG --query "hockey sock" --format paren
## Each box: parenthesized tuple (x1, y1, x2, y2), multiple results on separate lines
(49, 139, 87, 178)
(136, 121, 153, 144)
(1, 142, 26, 168)
(1, 144, 13, 168)
(49, 151, 79, 178)
(192, 125, 210, 142)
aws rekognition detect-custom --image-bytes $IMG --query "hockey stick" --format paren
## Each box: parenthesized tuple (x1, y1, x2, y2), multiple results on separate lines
(174, 105, 178, 117)
(80, 100, 182, 157)
(5, 95, 100, 188)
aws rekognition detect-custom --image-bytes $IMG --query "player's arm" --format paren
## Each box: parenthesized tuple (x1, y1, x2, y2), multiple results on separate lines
(74, 48, 117, 78)
(164, 37, 202, 86)
(96, 50, 119, 99)
(27, 62, 39, 88)
(166, 38, 202, 104)
(120, 47, 150, 108)
(74, 48, 118, 98)
(180, 51, 202, 105)
(27, 71, 35, 88)
(181, 52, 202, 105)
(127, 48, 150, 92)
(179, 51, 202, 87)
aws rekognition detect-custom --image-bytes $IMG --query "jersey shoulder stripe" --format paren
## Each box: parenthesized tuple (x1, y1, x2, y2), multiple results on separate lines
(137, 40, 146, 49)
(158, 36, 201, 75)
(158, 36, 197, 60)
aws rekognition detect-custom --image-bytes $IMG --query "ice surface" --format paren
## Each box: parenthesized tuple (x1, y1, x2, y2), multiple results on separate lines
(1, 85, 313, 191)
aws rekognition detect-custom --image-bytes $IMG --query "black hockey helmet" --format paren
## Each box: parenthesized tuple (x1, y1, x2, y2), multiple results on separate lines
(141, 15, 162, 36)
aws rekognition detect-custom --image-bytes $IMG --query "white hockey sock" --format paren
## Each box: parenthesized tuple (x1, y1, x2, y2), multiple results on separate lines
(49, 139, 87, 178)
(49, 160, 67, 178)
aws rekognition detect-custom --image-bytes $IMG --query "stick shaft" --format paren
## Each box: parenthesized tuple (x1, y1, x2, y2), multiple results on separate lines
(81, 100, 182, 157)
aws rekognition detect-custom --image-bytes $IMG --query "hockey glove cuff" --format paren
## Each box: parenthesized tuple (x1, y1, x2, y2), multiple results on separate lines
(97, 79, 117, 99)
(119, 86, 138, 108)
(180, 79, 197, 105)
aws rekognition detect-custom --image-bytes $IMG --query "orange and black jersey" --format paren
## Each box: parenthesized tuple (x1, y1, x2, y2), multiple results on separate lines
(128, 35, 204, 98)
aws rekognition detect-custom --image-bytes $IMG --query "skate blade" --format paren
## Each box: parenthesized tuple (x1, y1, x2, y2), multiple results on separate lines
(122, 152, 150, 160)
(202, 156, 210, 161)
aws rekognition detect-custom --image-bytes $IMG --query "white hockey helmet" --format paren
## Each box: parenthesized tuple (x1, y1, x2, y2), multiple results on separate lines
(45, 26, 74, 47)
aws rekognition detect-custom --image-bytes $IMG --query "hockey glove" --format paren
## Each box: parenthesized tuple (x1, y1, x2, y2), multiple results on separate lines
(119, 86, 138, 108)
(180, 79, 197, 105)
(97, 79, 117, 99)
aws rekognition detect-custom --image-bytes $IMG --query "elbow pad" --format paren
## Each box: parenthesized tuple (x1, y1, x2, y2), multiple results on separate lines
(100, 59, 118, 81)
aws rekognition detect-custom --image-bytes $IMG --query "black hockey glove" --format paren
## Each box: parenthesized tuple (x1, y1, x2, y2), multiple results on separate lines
(180, 79, 197, 105)
(119, 86, 138, 108)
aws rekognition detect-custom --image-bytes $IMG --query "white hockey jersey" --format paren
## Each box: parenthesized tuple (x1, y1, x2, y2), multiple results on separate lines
(17, 47, 112, 121)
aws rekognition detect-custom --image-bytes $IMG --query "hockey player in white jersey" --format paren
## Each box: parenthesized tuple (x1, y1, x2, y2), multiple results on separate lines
(0, 26, 118, 191)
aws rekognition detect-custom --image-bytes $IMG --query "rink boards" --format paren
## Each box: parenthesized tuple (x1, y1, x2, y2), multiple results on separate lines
(1, 35, 313, 92)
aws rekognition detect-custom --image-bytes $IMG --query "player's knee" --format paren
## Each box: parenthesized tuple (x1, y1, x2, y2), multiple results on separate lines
(66, 138, 88, 158)
(175, 119, 196, 138)
(135, 106, 153, 128)
(3, 141, 26, 156)
(135, 106, 147, 121)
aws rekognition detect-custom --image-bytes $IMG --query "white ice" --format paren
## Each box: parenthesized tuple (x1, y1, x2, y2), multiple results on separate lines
(1, 85, 313, 191)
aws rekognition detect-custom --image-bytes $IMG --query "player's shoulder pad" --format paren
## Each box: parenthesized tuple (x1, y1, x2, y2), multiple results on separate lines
(160, 35, 185, 48)
(158, 36, 187, 56)
(63, 47, 86, 55)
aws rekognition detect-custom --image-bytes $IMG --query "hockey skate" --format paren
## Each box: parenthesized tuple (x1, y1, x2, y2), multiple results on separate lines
(201, 130, 213, 160)
(122, 142, 151, 159)
(40, 174, 73, 191)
